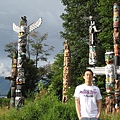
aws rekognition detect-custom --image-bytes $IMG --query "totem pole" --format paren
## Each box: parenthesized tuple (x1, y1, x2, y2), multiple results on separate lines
(105, 51, 115, 114)
(10, 51, 18, 107)
(105, 52, 115, 93)
(14, 16, 27, 108)
(88, 3, 120, 114)
(62, 40, 71, 103)
(89, 16, 100, 67)
(13, 16, 42, 108)
(113, 2, 120, 112)
(89, 16, 100, 85)
(5, 51, 17, 108)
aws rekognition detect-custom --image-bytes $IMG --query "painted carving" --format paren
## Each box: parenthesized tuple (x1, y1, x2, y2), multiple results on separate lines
(62, 40, 71, 103)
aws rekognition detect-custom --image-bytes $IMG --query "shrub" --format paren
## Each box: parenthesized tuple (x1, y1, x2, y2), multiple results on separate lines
(0, 91, 120, 120)
(0, 98, 9, 107)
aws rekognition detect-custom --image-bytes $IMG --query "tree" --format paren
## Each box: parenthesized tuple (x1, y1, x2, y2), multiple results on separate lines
(24, 58, 40, 95)
(58, 0, 117, 96)
(60, 0, 101, 86)
(29, 31, 54, 68)
(96, 0, 115, 50)
(4, 31, 54, 96)
(4, 42, 18, 58)
(47, 53, 64, 100)
(6, 58, 40, 98)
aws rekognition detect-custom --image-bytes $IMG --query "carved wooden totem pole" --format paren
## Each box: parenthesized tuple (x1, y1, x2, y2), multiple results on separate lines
(62, 40, 71, 103)
(5, 51, 18, 108)
(89, 16, 100, 67)
(105, 51, 115, 114)
(15, 16, 27, 109)
(10, 52, 18, 107)
(105, 2, 120, 114)
(113, 2, 120, 112)
(13, 16, 42, 109)
(89, 16, 100, 85)
(88, 2, 120, 114)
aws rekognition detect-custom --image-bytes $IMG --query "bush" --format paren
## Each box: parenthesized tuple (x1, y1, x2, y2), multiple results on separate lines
(0, 98, 9, 107)
(0, 92, 78, 120)
(0, 91, 120, 120)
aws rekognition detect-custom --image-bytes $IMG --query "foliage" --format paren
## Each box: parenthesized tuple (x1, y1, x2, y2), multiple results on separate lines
(59, 0, 119, 95)
(47, 53, 64, 100)
(60, 0, 101, 88)
(29, 31, 54, 68)
(0, 92, 120, 120)
(95, 0, 115, 50)
(4, 42, 18, 58)
(37, 63, 52, 87)
(4, 30, 54, 97)
(7, 58, 42, 98)
(0, 98, 9, 107)
(24, 58, 40, 95)
(0, 92, 78, 120)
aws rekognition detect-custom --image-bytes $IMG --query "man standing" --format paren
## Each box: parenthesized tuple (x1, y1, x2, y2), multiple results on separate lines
(74, 69, 102, 120)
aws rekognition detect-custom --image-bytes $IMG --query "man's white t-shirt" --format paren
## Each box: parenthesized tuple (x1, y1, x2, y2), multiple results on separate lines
(74, 84, 102, 118)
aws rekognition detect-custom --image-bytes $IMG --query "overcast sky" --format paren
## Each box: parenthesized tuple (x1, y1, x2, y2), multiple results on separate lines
(0, 0, 65, 77)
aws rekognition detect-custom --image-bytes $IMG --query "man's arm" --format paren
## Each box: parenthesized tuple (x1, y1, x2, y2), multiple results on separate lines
(96, 99, 102, 118)
(75, 97, 82, 119)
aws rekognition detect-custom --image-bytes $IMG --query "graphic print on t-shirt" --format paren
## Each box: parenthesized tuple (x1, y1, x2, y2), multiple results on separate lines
(79, 89, 97, 97)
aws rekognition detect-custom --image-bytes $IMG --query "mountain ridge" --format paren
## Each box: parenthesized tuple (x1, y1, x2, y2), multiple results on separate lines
(0, 77, 10, 95)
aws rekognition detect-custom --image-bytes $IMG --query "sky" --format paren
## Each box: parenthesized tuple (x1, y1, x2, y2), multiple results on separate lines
(0, 0, 65, 77)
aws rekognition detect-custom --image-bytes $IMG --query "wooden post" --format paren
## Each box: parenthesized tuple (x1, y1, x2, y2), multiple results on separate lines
(62, 40, 71, 103)
(10, 51, 17, 108)
(113, 2, 120, 112)
(5, 51, 17, 108)
(105, 51, 115, 114)
(89, 16, 100, 66)
(13, 17, 42, 109)
(15, 16, 27, 109)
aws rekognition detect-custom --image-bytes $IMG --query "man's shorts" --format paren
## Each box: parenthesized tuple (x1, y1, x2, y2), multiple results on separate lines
(80, 117, 100, 120)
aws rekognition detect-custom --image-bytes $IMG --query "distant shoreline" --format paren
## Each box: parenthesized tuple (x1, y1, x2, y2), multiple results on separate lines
(0, 95, 7, 98)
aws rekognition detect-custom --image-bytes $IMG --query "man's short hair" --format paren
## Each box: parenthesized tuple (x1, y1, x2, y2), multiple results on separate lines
(84, 69, 93, 76)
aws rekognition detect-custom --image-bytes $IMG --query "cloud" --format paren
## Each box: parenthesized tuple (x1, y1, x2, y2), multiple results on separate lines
(0, 62, 11, 77)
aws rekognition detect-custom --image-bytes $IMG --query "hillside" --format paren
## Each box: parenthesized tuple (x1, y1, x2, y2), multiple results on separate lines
(0, 77, 10, 95)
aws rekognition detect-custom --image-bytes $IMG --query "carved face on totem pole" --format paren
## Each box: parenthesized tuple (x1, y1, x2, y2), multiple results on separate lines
(105, 52, 114, 64)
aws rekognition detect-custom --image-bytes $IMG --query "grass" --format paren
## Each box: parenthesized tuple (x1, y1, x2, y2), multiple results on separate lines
(0, 96, 120, 120)
(0, 107, 120, 120)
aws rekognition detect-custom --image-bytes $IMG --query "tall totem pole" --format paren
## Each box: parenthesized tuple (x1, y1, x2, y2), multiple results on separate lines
(13, 16, 42, 108)
(87, 3, 120, 114)
(89, 16, 100, 66)
(105, 51, 115, 114)
(5, 51, 17, 108)
(62, 40, 71, 103)
(113, 2, 120, 112)
(89, 16, 100, 85)
(105, 2, 120, 114)
(10, 52, 18, 107)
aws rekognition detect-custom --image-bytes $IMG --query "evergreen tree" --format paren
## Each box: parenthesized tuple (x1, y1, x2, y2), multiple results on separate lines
(4, 31, 53, 96)
(24, 58, 40, 95)
(4, 42, 18, 58)
(29, 31, 54, 68)
(96, 0, 116, 50)
(59, 0, 117, 94)
(60, 0, 100, 86)
(47, 53, 64, 100)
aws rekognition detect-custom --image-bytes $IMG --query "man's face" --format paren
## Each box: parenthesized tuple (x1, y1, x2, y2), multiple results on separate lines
(83, 71, 93, 83)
